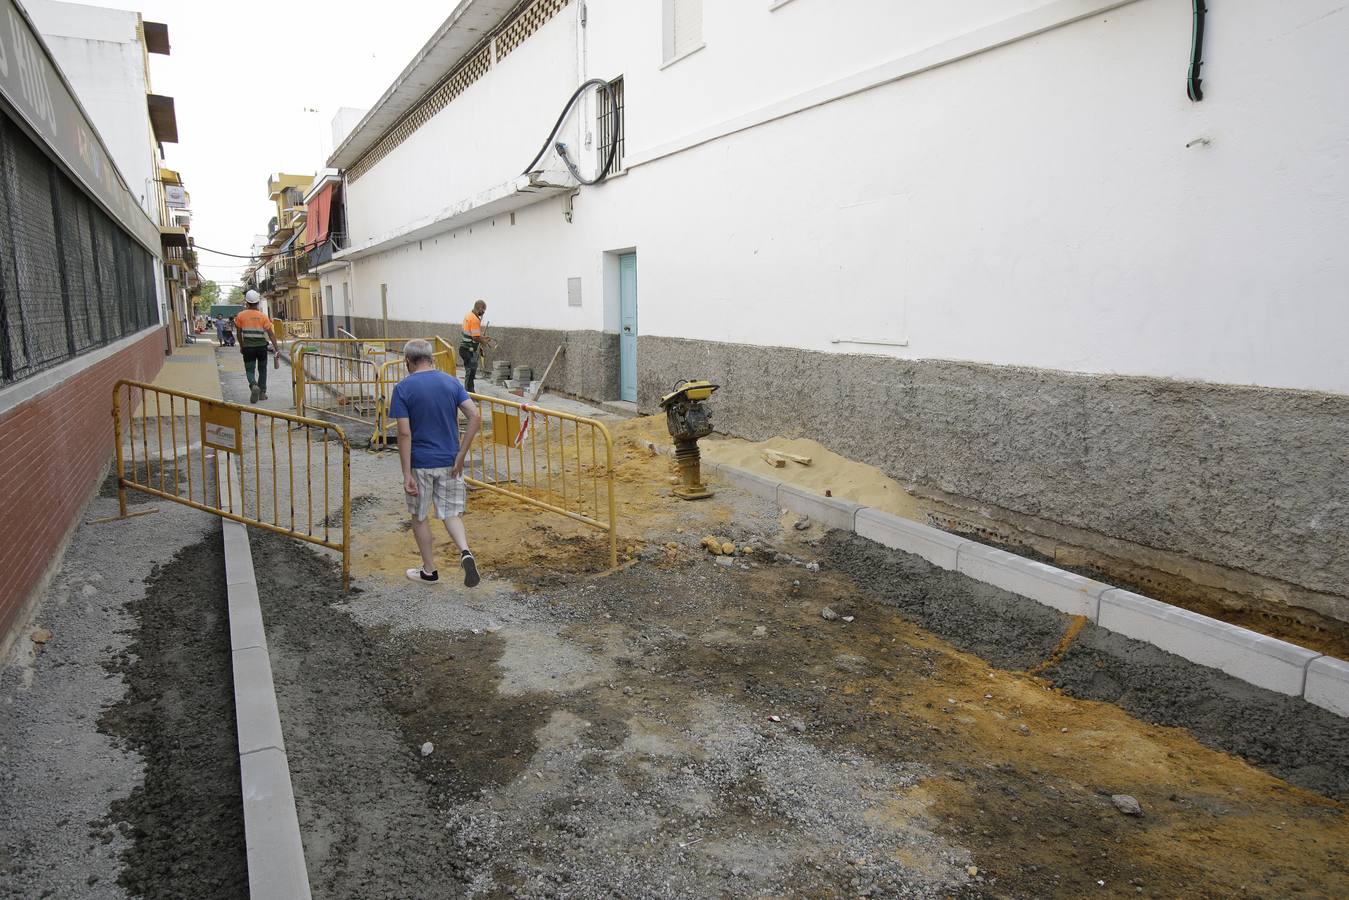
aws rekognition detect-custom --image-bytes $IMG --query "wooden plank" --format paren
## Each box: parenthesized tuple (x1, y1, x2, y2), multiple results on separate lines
(527, 345, 564, 402)
(763, 448, 812, 467)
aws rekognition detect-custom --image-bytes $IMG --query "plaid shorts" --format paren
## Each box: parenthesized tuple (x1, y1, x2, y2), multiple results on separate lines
(405, 467, 467, 520)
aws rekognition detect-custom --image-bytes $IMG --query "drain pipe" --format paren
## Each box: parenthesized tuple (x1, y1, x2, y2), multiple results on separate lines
(1187, 0, 1206, 101)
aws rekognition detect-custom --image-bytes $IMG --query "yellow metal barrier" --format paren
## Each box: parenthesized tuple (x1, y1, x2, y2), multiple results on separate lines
(112, 379, 351, 589)
(281, 317, 321, 339)
(290, 336, 618, 568)
(293, 337, 451, 448)
(462, 391, 618, 569)
(291, 337, 415, 435)
(373, 345, 456, 449)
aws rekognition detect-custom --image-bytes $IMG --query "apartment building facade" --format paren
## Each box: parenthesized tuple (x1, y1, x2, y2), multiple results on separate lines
(321, 0, 1349, 625)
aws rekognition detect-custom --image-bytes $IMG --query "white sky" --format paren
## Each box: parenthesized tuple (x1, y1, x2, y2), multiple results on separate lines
(73, 0, 454, 286)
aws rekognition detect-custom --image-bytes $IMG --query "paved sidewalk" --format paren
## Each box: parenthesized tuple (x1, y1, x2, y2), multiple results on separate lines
(145, 342, 223, 401)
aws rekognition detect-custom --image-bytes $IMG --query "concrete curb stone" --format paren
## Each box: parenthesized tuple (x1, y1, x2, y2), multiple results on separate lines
(1304, 656, 1349, 718)
(717, 465, 781, 502)
(1097, 588, 1321, 697)
(221, 462, 312, 899)
(777, 483, 863, 531)
(854, 508, 969, 570)
(231, 644, 287, 756)
(226, 579, 267, 651)
(239, 748, 312, 900)
(957, 541, 1112, 619)
(706, 456, 1348, 716)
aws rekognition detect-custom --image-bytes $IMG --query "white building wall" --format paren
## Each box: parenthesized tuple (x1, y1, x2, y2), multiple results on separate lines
(27, 0, 160, 219)
(344, 0, 1349, 395)
(344, 12, 578, 246)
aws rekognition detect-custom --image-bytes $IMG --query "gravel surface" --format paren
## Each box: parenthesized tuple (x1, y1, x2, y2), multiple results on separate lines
(231, 352, 1349, 897)
(823, 530, 1349, 799)
(0, 472, 221, 899)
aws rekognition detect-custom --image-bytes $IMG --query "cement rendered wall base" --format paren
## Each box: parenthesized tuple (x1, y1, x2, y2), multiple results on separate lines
(693, 456, 1349, 717)
(350, 318, 621, 402)
(635, 336, 1349, 625)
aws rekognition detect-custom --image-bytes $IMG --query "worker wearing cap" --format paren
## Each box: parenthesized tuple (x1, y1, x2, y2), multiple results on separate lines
(459, 299, 488, 392)
(234, 290, 280, 403)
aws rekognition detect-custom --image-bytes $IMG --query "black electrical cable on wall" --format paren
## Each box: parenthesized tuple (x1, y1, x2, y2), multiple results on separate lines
(522, 78, 620, 185)
(1187, 0, 1207, 102)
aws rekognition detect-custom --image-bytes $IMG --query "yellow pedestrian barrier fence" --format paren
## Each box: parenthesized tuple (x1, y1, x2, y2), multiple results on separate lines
(112, 379, 351, 589)
(293, 337, 453, 449)
(462, 392, 618, 569)
(289, 335, 618, 569)
(373, 345, 456, 448)
(281, 317, 321, 339)
(291, 337, 414, 441)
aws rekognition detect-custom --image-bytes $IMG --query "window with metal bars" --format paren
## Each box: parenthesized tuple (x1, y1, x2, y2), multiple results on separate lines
(596, 77, 624, 177)
(0, 111, 157, 386)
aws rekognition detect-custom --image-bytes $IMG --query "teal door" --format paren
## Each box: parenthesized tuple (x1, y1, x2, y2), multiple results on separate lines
(619, 253, 637, 403)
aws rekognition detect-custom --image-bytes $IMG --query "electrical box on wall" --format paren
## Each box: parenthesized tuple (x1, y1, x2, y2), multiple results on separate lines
(567, 277, 582, 307)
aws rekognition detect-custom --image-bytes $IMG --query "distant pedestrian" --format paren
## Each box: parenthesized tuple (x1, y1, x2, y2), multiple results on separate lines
(214, 317, 225, 344)
(234, 290, 279, 402)
(391, 339, 482, 587)
(459, 299, 489, 392)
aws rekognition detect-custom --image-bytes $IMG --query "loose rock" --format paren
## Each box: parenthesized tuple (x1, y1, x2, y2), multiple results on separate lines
(715, 556, 736, 568)
(793, 516, 812, 531)
(31, 628, 52, 645)
(1111, 794, 1143, 817)
(821, 607, 840, 621)
(752, 625, 767, 637)
(421, 742, 434, 757)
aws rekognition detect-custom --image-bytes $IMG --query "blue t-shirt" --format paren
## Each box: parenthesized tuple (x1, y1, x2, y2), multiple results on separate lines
(388, 370, 470, 469)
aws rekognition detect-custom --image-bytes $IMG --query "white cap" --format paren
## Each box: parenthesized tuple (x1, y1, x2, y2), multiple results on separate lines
(245, 289, 261, 305)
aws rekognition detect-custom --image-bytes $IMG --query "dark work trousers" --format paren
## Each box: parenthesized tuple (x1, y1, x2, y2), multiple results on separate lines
(242, 346, 269, 393)
(459, 346, 478, 392)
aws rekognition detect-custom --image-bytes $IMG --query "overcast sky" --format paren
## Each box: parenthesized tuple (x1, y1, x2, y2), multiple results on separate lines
(72, 0, 453, 286)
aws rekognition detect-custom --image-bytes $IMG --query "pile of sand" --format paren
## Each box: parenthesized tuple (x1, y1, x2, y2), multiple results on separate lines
(619, 416, 926, 520)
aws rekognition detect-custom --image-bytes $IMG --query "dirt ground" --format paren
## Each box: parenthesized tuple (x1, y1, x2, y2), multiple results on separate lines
(249, 414, 1348, 899)
(97, 533, 247, 899)
(648, 418, 1349, 661)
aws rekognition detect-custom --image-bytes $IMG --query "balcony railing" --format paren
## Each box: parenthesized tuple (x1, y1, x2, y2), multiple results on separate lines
(307, 231, 348, 268)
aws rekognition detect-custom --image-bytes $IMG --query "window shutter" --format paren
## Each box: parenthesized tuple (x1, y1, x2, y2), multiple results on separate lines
(671, 0, 702, 57)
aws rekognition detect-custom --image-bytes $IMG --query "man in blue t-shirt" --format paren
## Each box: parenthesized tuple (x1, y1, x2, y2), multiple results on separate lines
(389, 339, 483, 586)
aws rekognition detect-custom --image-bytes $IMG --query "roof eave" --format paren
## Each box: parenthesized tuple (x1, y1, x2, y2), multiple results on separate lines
(326, 0, 524, 170)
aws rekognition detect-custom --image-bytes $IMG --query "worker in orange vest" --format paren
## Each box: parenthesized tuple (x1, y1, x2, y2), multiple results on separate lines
(459, 299, 490, 392)
(234, 290, 280, 403)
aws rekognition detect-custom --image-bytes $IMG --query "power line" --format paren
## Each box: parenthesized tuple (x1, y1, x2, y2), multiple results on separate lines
(193, 236, 330, 264)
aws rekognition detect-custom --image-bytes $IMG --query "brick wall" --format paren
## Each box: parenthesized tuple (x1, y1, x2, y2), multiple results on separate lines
(0, 329, 165, 651)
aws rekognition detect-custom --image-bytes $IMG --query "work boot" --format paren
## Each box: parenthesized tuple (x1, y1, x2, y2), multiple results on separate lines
(260, 393, 269, 401)
(249, 383, 260, 403)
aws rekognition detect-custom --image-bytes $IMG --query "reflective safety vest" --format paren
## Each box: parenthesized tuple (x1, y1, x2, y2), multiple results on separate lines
(460, 311, 482, 350)
(234, 309, 273, 348)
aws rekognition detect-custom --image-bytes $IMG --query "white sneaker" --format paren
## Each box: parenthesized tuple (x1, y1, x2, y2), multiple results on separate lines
(406, 567, 439, 583)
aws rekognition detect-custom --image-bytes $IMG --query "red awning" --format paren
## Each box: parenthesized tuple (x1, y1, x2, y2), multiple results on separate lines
(308, 183, 334, 247)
